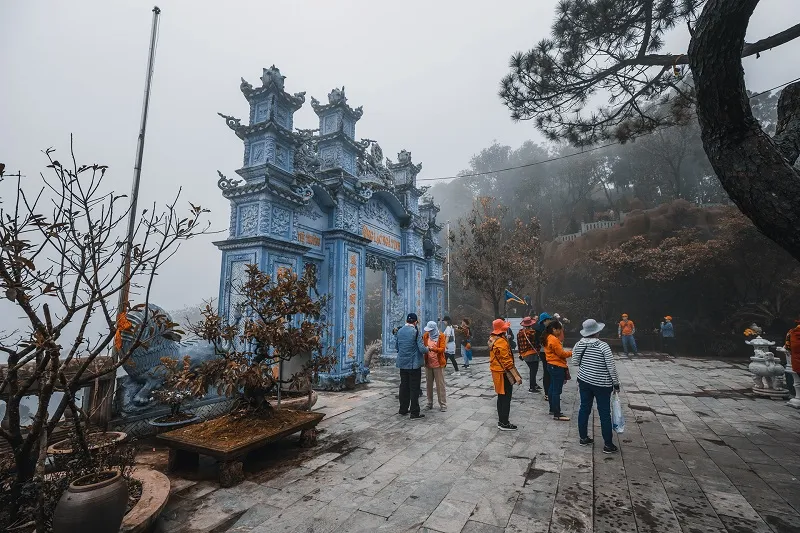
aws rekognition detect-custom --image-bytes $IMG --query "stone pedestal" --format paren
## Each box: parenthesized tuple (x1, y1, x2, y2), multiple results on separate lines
(746, 336, 790, 399)
(777, 347, 800, 408)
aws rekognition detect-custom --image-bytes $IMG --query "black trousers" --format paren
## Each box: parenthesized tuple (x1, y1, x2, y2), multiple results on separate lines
(539, 352, 550, 393)
(524, 358, 539, 390)
(663, 337, 675, 356)
(399, 368, 422, 415)
(497, 374, 513, 424)
(446, 352, 459, 371)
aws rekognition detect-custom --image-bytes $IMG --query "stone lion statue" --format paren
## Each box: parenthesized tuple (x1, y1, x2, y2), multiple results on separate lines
(118, 304, 223, 413)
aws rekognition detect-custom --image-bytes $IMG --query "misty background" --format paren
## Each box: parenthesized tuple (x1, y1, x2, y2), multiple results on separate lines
(1, 0, 797, 316)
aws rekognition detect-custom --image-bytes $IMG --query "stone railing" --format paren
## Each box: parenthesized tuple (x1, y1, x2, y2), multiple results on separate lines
(554, 232, 580, 243)
(581, 220, 617, 233)
(554, 219, 618, 242)
(553, 203, 729, 243)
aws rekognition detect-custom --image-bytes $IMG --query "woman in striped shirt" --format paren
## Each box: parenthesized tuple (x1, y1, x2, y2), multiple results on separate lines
(573, 318, 620, 454)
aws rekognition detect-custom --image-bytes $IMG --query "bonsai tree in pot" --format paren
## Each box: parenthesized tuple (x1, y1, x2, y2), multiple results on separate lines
(148, 356, 203, 427)
(192, 264, 337, 416)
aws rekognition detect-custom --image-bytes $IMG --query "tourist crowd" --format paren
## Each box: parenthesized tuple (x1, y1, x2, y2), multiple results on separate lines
(396, 310, 675, 454)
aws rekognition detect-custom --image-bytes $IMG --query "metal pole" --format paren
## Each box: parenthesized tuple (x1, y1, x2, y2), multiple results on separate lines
(115, 6, 161, 359)
(446, 220, 450, 313)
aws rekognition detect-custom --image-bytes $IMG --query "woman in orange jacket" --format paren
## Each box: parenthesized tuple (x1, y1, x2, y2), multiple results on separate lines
(544, 320, 572, 421)
(423, 321, 448, 411)
(489, 318, 522, 431)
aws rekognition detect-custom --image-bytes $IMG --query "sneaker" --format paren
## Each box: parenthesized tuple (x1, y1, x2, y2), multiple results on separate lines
(440, 406, 447, 412)
(425, 404, 433, 410)
(464, 364, 470, 368)
(603, 444, 619, 454)
(533, 385, 542, 392)
(410, 413, 425, 420)
(554, 414, 571, 421)
(528, 388, 535, 393)
(497, 422, 518, 431)
(398, 411, 408, 416)
(579, 437, 594, 446)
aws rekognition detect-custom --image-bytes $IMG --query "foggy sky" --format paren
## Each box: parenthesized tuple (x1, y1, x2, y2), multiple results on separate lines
(2, 0, 797, 312)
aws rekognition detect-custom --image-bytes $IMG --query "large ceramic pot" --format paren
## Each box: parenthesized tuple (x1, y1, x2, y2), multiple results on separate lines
(53, 470, 128, 533)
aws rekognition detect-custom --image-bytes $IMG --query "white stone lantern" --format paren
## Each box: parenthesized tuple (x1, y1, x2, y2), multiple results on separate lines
(776, 346, 800, 408)
(746, 336, 789, 399)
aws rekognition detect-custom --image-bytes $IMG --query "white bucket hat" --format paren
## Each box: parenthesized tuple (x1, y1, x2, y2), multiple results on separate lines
(424, 321, 438, 332)
(580, 318, 605, 337)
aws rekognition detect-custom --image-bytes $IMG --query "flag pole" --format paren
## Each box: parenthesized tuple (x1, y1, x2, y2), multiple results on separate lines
(115, 5, 161, 361)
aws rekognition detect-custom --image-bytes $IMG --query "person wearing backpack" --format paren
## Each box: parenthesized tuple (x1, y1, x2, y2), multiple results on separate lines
(573, 318, 620, 454)
(489, 319, 522, 431)
(441, 316, 459, 373)
(517, 316, 541, 393)
(456, 318, 472, 368)
(395, 313, 429, 419)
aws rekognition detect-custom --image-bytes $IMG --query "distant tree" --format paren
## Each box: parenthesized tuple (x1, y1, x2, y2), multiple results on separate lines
(450, 197, 541, 317)
(500, 0, 800, 261)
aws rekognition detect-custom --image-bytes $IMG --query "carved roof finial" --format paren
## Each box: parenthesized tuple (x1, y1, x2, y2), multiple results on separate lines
(261, 65, 286, 90)
(328, 86, 347, 105)
(240, 77, 253, 93)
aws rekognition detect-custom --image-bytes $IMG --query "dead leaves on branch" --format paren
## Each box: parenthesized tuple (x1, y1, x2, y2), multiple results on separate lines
(451, 196, 542, 307)
(185, 264, 337, 408)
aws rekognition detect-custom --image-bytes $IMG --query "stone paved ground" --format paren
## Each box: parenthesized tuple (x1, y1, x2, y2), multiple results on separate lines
(149, 353, 800, 533)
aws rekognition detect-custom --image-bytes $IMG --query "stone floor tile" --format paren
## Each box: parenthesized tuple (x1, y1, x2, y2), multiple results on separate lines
(504, 513, 550, 533)
(468, 490, 519, 528)
(423, 498, 477, 533)
(331, 510, 388, 533)
(461, 520, 506, 533)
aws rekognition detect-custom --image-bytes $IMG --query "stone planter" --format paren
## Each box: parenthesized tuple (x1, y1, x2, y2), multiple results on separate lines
(148, 412, 201, 429)
(120, 468, 171, 533)
(746, 336, 790, 399)
(48, 431, 127, 456)
(53, 470, 128, 533)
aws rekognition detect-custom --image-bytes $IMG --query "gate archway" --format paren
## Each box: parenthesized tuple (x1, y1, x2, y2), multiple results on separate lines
(214, 66, 445, 389)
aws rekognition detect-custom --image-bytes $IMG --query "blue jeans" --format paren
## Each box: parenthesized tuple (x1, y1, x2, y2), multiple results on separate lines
(461, 344, 472, 365)
(578, 380, 613, 447)
(621, 335, 638, 354)
(547, 364, 566, 416)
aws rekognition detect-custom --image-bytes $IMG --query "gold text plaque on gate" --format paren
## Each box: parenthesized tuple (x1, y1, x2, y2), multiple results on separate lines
(362, 225, 401, 253)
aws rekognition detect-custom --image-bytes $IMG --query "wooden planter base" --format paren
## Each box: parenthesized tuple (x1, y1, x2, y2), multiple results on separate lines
(158, 409, 324, 487)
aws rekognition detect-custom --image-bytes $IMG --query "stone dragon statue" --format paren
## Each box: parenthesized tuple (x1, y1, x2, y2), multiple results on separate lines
(118, 304, 235, 413)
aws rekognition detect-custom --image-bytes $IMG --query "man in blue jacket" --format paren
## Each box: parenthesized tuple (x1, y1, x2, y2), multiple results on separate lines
(395, 312, 429, 419)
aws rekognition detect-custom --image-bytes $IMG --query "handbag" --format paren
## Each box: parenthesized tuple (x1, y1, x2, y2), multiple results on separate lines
(505, 366, 522, 385)
(490, 338, 520, 384)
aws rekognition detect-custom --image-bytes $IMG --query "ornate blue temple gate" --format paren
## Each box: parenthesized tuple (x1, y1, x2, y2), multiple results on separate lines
(214, 66, 445, 389)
